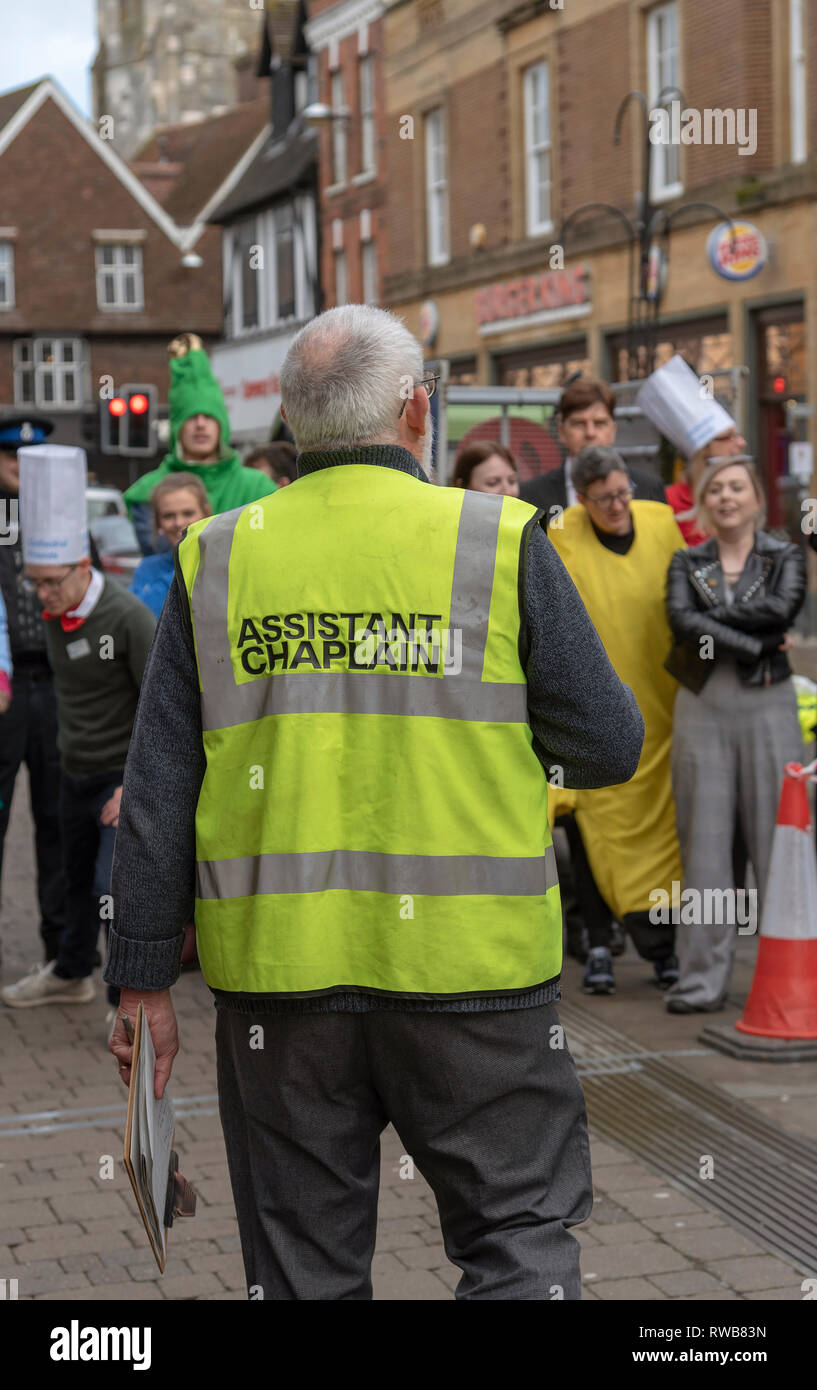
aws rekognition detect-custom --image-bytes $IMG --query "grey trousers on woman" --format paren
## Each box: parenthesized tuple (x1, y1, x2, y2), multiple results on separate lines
(216, 1002, 592, 1300)
(668, 665, 802, 1008)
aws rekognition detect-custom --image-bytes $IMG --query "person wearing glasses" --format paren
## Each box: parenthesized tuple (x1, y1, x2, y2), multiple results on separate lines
(1, 445, 156, 1012)
(664, 455, 805, 1013)
(548, 445, 686, 998)
(105, 304, 645, 1300)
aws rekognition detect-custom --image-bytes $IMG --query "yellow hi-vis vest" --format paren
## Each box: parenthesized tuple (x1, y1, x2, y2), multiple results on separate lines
(176, 463, 561, 999)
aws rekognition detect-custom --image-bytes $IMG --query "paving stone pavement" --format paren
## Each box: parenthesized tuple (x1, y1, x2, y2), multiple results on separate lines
(0, 779, 809, 1301)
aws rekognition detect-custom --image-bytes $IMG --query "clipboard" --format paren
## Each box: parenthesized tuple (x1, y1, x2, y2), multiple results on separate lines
(122, 1002, 197, 1272)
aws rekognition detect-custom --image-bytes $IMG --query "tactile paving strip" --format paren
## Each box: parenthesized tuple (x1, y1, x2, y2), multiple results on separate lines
(560, 1000, 817, 1273)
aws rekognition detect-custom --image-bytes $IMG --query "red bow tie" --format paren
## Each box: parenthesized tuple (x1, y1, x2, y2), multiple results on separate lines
(42, 611, 86, 633)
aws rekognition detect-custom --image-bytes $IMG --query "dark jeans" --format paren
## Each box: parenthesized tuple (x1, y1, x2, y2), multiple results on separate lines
(0, 671, 66, 958)
(556, 813, 614, 950)
(53, 768, 122, 1005)
(216, 1003, 592, 1301)
(557, 813, 675, 961)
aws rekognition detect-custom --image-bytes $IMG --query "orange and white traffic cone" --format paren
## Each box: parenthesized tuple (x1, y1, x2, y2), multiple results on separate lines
(735, 761, 817, 1041)
(702, 760, 817, 1060)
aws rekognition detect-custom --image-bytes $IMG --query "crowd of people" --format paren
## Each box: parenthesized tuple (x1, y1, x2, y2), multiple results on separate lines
(451, 361, 814, 1010)
(0, 332, 812, 1020)
(0, 304, 813, 1298)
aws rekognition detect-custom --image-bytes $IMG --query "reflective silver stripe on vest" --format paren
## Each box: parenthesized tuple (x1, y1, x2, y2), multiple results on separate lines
(196, 844, 558, 900)
(190, 491, 527, 729)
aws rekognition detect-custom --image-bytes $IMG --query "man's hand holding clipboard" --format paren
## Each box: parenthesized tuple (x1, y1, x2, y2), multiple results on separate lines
(109, 988, 180, 1097)
(111, 997, 196, 1272)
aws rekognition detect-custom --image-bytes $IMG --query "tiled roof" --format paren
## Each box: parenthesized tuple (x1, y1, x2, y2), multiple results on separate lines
(131, 99, 269, 224)
(0, 79, 44, 134)
(208, 125, 317, 221)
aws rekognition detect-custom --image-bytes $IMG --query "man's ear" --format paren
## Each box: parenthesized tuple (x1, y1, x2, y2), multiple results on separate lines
(280, 404, 287, 423)
(403, 386, 429, 436)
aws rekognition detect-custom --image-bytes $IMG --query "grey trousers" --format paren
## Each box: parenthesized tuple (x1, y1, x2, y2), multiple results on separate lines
(668, 666, 802, 1008)
(215, 1002, 592, 1301)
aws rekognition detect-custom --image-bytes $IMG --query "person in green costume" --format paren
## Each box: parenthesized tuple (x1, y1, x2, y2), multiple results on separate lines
(124, 333, 277, 556)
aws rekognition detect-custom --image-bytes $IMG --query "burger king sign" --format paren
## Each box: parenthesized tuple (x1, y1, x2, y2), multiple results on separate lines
(707, 220, 767, 282)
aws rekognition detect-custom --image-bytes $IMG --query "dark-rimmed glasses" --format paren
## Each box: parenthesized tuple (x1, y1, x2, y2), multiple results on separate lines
(398, 374, 440, 418)
(581, 488, 633, 512)
(22, 565, 78, 595)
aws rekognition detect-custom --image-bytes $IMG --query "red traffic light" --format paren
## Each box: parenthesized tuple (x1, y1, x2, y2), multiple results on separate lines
(109, 397, 127, 417)
(129, 393, 149, 415)
(772, 376, 786, 395)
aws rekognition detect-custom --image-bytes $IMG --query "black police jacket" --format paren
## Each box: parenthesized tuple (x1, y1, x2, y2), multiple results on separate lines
(664, 531, 807, 693)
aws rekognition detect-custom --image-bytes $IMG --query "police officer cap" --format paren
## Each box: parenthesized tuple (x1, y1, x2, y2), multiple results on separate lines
(0, 413, 55, 449)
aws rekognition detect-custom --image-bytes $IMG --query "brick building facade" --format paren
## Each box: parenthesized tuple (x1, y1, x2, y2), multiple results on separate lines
(0, 78, 266, 489)
(381, 0, 817, 616)
(305, 0, 389, 309)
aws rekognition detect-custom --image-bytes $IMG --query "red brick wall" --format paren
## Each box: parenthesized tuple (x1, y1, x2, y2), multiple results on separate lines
(557, 3, 633, 221)
(681, 0, 774, 187)
(807, 0, 817, 161)
(449, 63, 508, 258)
(315, 19, 389, 308)
(0, 97, 222, 335)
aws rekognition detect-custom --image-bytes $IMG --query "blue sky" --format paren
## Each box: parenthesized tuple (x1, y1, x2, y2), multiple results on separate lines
(1, 1, 96, 115)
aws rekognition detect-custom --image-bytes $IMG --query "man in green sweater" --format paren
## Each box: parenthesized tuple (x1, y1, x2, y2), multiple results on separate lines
(124, 333, 277, 556)
(1, 445, 156, 1008)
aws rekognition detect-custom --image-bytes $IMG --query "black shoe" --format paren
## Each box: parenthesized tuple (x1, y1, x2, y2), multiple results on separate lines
(652, 953, 679, 990)
(667, 994, 726, 1014)
(609, 922, 626, 957)
(582, 947, 615, 995)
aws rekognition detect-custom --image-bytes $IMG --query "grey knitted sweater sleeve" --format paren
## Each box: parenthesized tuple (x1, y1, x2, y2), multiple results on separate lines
(104, 520, 644, 993)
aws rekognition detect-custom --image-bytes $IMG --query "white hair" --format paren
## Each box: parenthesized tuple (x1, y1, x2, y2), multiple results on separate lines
(280, 304, 424, 452)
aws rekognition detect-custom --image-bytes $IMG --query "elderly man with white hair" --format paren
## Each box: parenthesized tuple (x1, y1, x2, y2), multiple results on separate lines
(106, 305, 644, 1301)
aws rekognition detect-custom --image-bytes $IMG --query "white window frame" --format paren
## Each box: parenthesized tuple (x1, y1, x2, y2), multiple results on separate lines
(331, 71, 347, 185)
(334, 248, 348, 306)
(13, 338, 86, 409)
(647, 2, 683, 202)
(361, 238, 377, 304)
(0, 242, 14, 309)
(224, 216, 263, 338)
(791, 0, 807, 164)
(425, 108, 449, 267)
(94, 244, 144, 310)
(524, 62, 553, 237)
(359, 55, 376, 175)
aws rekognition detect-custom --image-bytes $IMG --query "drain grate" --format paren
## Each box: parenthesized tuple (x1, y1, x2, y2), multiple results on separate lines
(560, 1000, 817, 1275)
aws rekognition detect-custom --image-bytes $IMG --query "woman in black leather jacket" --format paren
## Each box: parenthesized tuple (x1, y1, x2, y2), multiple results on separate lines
(663, 456, 806, 1014)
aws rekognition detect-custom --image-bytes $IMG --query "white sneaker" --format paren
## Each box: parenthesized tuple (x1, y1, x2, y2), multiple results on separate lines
(0, 960, 95, 1007)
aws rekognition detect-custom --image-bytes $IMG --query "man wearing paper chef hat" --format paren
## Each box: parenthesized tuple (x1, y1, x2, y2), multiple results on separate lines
(1, 445, 156, 1011)
(636, 354, 747, 544)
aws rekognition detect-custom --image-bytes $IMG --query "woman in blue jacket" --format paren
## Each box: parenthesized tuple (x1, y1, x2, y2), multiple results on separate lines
(130, 474, 212, 619)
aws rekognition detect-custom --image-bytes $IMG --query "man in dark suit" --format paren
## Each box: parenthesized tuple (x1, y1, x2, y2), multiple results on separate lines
(520, 378, 666, 519)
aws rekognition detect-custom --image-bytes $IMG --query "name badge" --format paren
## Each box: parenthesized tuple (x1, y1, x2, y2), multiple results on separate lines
(66, 637, 91, 660)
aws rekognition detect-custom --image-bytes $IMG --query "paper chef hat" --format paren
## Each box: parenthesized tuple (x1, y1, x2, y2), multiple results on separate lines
(18, 445, 90, 565)
(636, 354, 736, 459)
